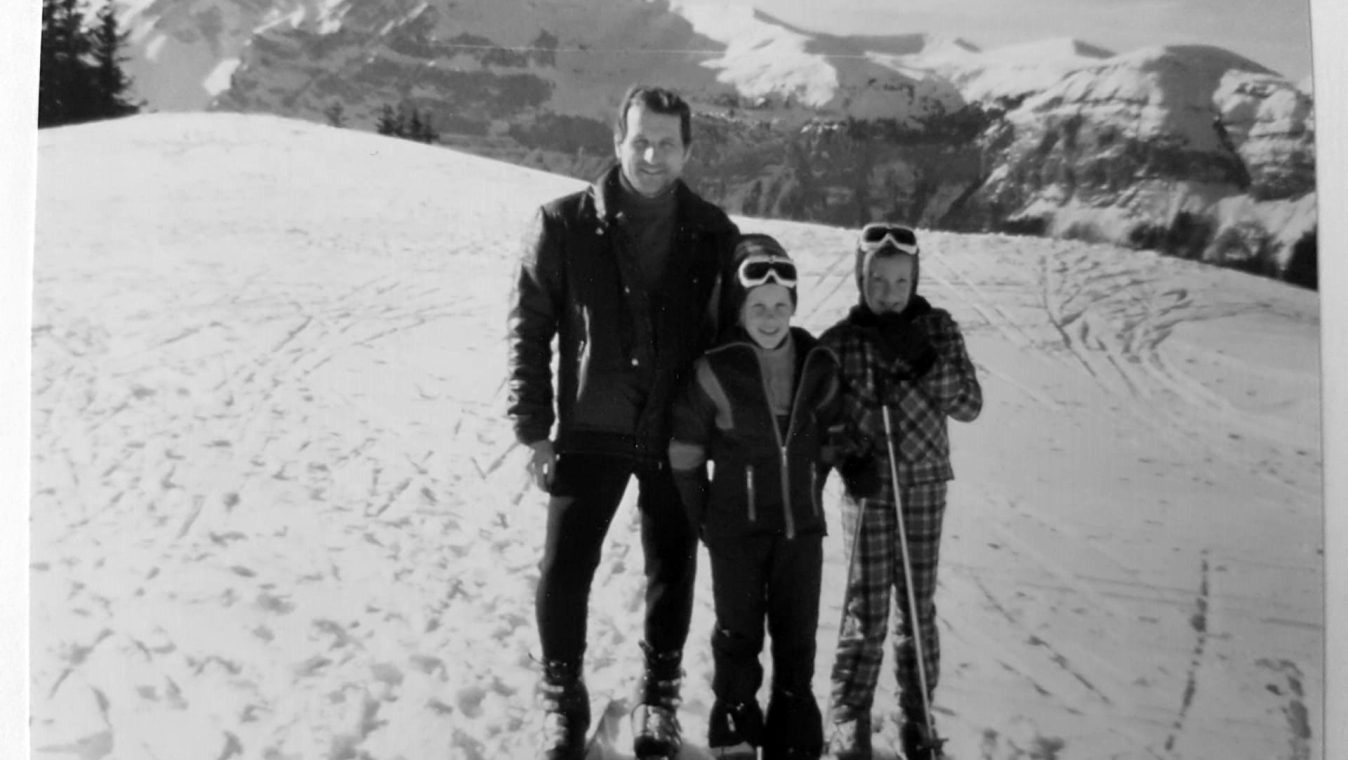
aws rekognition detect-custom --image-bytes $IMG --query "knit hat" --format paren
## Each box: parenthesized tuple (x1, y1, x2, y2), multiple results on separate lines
(854, 225, 921, 306)
(727, 233, 798, 327)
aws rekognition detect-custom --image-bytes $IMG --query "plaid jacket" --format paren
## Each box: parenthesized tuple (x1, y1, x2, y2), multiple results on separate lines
(819, 303, 981, 491)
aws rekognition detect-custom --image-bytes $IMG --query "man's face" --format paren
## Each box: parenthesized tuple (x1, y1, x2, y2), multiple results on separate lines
(741, 283, 794, 349)
(614, 104, 690, 197)
(864, 253, 915, 314)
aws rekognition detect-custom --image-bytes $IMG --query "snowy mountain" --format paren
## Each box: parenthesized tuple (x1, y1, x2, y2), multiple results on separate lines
(115, 0, 1317, 285)
(671, 4, 964, 119)
(872, 36, 1116, 105)
(957, 45, 1317, 275)
(121, 0, 338, 110)
(31, 112, 1323, 760)
(127, 0, 960, 127)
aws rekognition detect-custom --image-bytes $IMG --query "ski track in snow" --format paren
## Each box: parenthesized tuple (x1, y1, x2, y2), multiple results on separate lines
(30, 114, 1323, 760)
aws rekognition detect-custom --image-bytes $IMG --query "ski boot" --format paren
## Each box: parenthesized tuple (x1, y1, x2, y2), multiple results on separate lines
(824, 708, 871, 760)
(708, 699, 763, 759)
(631, 642, 684, 759)
(536, 658, 590, 760)
(763, 687, 823, 760)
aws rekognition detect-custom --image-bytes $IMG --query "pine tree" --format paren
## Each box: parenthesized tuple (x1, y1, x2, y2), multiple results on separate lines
(416, 110, 439, 144)
(39, 0, 139, 127)
(374, 103, 439, 144)
(406, 107, 438, 144)
(89, 0, 138, 118)
(406, 107, 425, 141)
(39, 0, 92, 126)
(375, 104, 404, 137)
(323, 101, 347, 128)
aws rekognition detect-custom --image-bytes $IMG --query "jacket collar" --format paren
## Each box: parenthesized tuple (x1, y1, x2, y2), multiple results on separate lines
(711, 326, 821, 356)
(581, 164, 733, 234)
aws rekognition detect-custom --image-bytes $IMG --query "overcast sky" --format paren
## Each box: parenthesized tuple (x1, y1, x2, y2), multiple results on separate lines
(728, 0, 1314, 83)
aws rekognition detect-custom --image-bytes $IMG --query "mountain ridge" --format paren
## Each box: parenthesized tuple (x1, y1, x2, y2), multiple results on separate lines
(117, 0, 1317, 286)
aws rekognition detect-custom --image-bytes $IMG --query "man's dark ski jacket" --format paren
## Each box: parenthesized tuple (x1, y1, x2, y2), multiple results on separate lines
(507, 165, 739, 464)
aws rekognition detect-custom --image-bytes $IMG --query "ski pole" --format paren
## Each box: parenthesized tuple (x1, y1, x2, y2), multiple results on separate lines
(835, 366, 871, 623)
(881, 405, 940, 757)
(837, 481, 865, 631)
(825, 439, 867, 730)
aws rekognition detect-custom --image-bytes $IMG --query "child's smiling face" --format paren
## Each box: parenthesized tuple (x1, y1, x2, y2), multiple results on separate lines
(741, 283, 794, 349)
(864, 253, 915, 314)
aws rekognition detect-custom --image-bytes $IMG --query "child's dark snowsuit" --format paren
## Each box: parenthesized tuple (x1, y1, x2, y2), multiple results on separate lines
(669, 325, 840, 757)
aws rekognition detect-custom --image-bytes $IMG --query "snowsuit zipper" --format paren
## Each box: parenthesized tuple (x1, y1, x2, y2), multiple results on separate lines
(810, 466, 821, 517)
(756, 346, 816, 540)
(746, 465, 757, 523)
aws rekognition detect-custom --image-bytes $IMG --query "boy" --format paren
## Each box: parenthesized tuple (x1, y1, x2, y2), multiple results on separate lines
(820, 223, 982, 760)
(668, 234, 840, 759)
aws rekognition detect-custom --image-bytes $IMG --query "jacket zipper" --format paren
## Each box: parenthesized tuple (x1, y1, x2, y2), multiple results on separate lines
(810, 466, 821, 517)
(746, 465, 757, 522)
(756, 344, 825, 541)
(755, 362, 795, 539)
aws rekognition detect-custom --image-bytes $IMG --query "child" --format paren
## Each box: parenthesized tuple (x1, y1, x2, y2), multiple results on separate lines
(668, 233, 841, 759)
(819, 223, 982, 760)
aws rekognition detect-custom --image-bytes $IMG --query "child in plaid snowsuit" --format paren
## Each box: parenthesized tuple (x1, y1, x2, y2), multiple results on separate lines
(819, 224, 981, 759)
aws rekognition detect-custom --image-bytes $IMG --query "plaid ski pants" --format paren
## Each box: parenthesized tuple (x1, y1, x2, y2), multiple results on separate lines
(829, 481, 946, 720)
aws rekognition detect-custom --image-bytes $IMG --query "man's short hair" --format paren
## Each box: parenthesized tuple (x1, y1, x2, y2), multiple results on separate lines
(613, 85, 693, 147)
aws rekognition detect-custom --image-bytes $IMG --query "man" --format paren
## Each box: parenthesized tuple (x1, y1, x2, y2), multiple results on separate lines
(507, 85, 739, 760)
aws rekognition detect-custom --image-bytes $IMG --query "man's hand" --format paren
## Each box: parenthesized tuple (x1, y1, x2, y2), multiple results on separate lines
(527, 439, 557, 491)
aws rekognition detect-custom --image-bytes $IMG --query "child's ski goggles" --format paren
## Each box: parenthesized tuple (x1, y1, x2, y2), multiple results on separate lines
(737, 254, 798, 288)
(858, 223, 920, 255)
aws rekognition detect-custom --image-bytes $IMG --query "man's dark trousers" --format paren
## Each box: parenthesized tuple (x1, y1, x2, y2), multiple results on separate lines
(536, 451, 699, 662)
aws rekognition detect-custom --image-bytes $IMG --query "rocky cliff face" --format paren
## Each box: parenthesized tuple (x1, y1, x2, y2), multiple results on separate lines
(942, 45, 1316, 279)
(119, 0, 1318, 286)
(122, 0, 332, 109)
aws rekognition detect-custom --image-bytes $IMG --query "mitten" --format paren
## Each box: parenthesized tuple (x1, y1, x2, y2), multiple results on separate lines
(822, 422, 871, 466)
(876, 314, 936, 379)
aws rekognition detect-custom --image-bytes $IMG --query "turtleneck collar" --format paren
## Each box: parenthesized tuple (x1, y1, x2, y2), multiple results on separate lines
(617, 169, 678, 213)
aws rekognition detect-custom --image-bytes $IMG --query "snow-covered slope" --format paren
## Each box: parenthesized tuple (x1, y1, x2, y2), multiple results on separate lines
(32, 113, 1322, 760)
